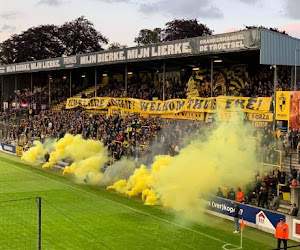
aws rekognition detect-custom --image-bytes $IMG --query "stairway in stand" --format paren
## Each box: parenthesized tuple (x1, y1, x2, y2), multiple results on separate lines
(51, 84, 102, 111)
(276, 151, 299, 214)
(281, 150, 300, 173)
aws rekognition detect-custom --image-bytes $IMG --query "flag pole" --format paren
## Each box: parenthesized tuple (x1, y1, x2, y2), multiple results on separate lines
(240, 226, 243, 249)
(240, 218, 245, 249)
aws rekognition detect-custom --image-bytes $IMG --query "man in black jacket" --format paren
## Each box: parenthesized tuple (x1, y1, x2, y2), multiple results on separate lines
(290, 203, 299, 217)
(233, 202, 240, 233)
(291, 166, 298, 180)
(228, 188, 236, 200)
(216, 187, 224, 198)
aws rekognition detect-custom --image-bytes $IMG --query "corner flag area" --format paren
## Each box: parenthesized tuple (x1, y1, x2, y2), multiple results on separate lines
(0, 152, 295, 249)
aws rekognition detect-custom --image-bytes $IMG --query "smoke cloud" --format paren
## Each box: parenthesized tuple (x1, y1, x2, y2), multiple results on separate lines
(22, 134, 108, 185)
(22, 112, 260, 219)
(108, 113, 260, 218)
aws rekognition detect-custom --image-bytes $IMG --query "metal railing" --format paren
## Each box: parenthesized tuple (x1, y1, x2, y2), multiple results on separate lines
(289, 152, 300, 171)
(260, 149, 283, 171)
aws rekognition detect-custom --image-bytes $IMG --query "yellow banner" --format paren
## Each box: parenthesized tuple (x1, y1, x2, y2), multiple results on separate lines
(161, 112, 205, 121)
(276, 91, 290, 120)
(16, 146, 23, 157)
(248, 113, 273, 122)
(66, 96, 272, 114)
(251, 122, 269, 128)
(216, 112, 243, 121)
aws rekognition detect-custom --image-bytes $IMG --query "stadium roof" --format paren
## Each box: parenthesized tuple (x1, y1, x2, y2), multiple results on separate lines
(1, 28, 300, 76)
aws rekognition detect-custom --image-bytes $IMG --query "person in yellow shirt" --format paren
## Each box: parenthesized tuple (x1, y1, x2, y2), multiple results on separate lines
(276, 128, 281, 140)
(221, 187, 228, 198)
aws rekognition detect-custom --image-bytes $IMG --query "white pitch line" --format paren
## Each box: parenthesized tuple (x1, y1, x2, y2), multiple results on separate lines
(0, 159, 238, 248)
(222, 243, 242, 250)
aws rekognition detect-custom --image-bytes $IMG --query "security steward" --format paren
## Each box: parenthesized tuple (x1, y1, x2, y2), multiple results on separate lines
(275, 218, 289, 250)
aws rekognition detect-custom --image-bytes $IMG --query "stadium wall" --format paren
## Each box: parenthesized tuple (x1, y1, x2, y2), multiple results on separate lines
(0, 143, 16, 155)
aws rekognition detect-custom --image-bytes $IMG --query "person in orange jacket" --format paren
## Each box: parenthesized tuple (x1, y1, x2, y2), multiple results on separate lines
(236, 188, 244, 202)
(275, 218, 289, 250)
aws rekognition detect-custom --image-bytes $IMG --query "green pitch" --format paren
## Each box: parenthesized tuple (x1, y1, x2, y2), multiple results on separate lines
(0, 152, 296, 250)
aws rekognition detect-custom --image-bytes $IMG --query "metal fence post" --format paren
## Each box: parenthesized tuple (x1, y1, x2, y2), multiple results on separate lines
(37, 197, 42, 250)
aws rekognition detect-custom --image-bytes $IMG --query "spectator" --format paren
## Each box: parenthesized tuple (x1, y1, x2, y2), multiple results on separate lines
(221, 186, 228, 198)
(290, 179, 298, 187)
(290, 203, 299, 217)
(261, 187, 269, 209)
(263, 173, 271, 189)
(297, 141, 300, 164)
(276, 128, 281, 140)
(270, 175, 279, 196)
(228, 188, 236, 200)
(216, 187, 224, 198)
(279, 171, 286, 185)
(254, 175, 262, 194)
(273, 167, 281, 180)
(236, 188, 244, 202)
(283, 135, 291, 157)
(270, 194, 280, 211)
(291, 167, 298, 180)
(257, 186, 269, 208)
(258, 187, 264, 207)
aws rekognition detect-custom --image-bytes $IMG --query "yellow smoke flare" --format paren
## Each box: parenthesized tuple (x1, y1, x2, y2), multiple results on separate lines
(70, 156, 107, 185)
(109, 112, 260, 216)
(63, 163, 78, 176)
(142, 189, 159, 205)
(125, 165, 149, 196)
(108, 156, 172, 203)
(21, 141, 46, 165)
(42, 134, 74, 168)
(23, 133, 108, 185)
(107, 180, 128, 193)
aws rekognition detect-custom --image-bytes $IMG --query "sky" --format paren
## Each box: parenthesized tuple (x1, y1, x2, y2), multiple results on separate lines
(0, 0, 300, 48)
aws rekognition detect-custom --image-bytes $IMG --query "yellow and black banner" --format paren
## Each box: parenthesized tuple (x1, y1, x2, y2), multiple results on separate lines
(66, 96, 272, 114)
(248, 113, 273, 122)
(16, 146, 23, 157)
(276, 91, 290, 121)
(161, 112, 205, 121)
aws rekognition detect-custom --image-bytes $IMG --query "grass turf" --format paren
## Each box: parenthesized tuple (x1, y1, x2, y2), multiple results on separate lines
(0, 152, 296, 250)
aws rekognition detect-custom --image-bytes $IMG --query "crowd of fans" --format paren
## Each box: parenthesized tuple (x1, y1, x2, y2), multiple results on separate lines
(0, 110, 202, 162)
(216, 167, 299, 217)
(240, 66, 291, 97)
(189, 65, 291, 98)
(5, 65, 292, 112)
(1, 105, 286, 163)
(87, 76, 186, 101)
(93, 66, 291, 100)
(9, 81, 69, 110)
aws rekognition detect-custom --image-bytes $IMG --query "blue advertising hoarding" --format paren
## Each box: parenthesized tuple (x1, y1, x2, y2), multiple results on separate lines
(0, 143, 16, 154)
(202, 196, 284, 230)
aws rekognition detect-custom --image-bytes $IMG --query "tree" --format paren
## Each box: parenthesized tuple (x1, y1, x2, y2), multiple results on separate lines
(134, 28, 163, 45)
(134, 19, 213, 45)
(163, 19, 213, 41)
(0, 25, 63, 64)
(244, 25, 288, 35)
(0, 36, 17, 64)
(59, 16, 108, 55)
(107, 42, 127, 50)
(0, 16, 109, 63)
